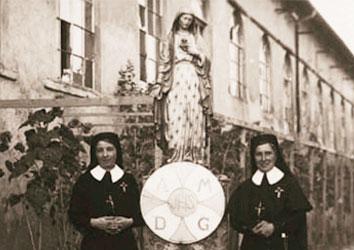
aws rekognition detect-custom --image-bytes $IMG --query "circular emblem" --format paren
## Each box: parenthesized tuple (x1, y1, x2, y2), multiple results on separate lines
(140, 162, 225, 244)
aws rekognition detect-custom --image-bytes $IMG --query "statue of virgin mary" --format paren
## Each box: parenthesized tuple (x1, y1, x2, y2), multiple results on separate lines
(150, 8, 212, 165)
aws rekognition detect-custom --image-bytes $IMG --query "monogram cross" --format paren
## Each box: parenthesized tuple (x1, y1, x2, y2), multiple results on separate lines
(120, 182, 128, 192)
(274, 186, 284, 198)
(255, 201, 265, 218)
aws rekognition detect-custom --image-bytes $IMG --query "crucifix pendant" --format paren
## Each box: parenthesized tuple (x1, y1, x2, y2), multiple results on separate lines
(275, 186, 284, 198)
(120, 181, 128, 192)
(255, 201, 265, 218)
(106, 194, 115, 212)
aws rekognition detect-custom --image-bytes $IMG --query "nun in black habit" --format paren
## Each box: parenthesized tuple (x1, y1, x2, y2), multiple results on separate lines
(68, 132, 144, 250)
(227, 134, 312, 250)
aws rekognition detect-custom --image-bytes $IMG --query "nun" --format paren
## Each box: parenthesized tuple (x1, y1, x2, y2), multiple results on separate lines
(68, 132, 144, 250)
(227, 134, 312, 250)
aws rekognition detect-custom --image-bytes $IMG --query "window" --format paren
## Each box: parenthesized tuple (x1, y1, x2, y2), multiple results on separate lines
(283, 53, 293, 132)
(229, 10, 245, 99)
(301, 67, 311, 134)
(139, 0, 162, 85)
(351, 106, 354, 154)
(314, 81, 324, 144)
(259, 35, 272, 112)
(59, 0, 94, 89)
(328, 90, 335, 148)
(340, 98, 346, 151)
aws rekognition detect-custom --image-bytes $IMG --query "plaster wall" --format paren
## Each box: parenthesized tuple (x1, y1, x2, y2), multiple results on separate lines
(211, 0, 298, 134)
(210, 0, 245, 121)
(99, 0, 139, 96)
(209, 0, 354, 152)
(0, 0, 143, 99)
(235, 0, 296, 51)
(0, 0, 58, 99)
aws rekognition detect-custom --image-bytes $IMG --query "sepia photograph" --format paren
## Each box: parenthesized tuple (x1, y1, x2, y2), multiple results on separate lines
(0, 0, 353, 249)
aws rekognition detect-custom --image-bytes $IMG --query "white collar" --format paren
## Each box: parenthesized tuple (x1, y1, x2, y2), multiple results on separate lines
(252, 166, 284, 186)
(90, 165, 124, 183)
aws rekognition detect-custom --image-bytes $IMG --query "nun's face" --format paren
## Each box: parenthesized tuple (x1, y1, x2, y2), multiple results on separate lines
(96, 140, 117, 170)
(179, 14, 193, 30)
(254, 143, 277, 173)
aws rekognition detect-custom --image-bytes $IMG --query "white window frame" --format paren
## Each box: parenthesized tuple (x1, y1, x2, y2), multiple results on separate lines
(315, 81, 324, 144)
(328, 90, 335, 148)
(139, 0, 162, 86)
(229, 11, 245, 100)
(259, 35, 272, 113)
(283, 53, 293, 130)
(340, 99, 346, 151)
(301, 67, 311, 133)
(58, 0, 95, 89)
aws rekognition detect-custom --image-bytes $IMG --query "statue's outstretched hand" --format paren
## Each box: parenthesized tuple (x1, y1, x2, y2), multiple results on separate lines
(186, 47, 200, 58)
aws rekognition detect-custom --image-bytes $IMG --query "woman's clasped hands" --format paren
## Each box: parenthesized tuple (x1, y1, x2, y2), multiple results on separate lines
(252, 220, 275, 238)
(90, 216, 133, 235)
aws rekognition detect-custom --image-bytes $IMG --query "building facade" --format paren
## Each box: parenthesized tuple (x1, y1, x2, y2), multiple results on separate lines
(0, 0, 353, 249)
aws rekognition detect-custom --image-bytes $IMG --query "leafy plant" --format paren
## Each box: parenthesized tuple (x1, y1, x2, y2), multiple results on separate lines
(118, 103, 155, 182)
(0, 107, 92, 250)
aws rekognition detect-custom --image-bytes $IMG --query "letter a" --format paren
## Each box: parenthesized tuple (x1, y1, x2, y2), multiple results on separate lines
(156, 178, 169, 192)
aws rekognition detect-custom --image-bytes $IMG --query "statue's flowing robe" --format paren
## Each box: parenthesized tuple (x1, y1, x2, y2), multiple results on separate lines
(152, 30, 211, 163)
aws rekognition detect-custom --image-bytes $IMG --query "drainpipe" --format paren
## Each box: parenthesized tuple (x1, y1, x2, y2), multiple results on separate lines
(295, 18, 300, 134)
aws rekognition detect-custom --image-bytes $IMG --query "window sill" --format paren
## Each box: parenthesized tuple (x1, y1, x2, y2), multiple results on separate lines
(44, 79, 101, 98)
(0, 62, 18, 81)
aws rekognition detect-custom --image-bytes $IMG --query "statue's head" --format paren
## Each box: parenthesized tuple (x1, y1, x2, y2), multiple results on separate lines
(172, 8, 197, 35)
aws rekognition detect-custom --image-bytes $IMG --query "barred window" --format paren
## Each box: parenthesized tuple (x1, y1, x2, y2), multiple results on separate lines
(315, 81, 324, 144)
(59, 0, 95, 89)
(229, 10, 245, 100)
(328, 90, 335, 148)
(283, 52, 293, 132)
(301, 67, 311, 133)
(340, 99, 346, 151)
(259, 35, 272, 112)
(139, 0, 162, 85)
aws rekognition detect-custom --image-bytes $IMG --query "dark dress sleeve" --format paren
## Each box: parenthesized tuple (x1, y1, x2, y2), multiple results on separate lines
(273, 175, 312, 234)
(127, 174, 145, 227)
(273, 210, 306, 234)
(227, 182, 257, 235)
(285, 176, 312, 212)
(68, 174, 92, 234)
(272, 175, 312, 250)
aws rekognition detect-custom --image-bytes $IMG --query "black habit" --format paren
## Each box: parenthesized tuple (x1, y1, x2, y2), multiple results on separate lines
(228, 172, 312, 250)
(68, 170, 144, 250)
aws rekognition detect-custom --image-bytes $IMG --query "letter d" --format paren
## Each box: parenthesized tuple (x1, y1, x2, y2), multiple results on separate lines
(155, 216, 166, 230)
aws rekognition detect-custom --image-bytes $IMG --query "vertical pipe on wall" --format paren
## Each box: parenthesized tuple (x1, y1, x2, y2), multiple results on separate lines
(295, 21, 301, 135)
